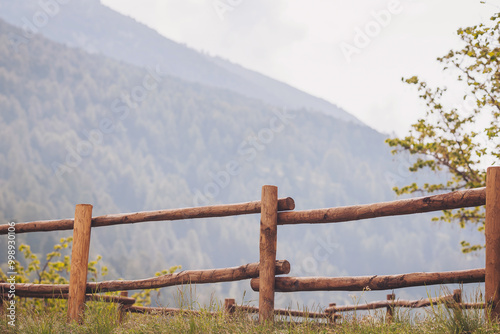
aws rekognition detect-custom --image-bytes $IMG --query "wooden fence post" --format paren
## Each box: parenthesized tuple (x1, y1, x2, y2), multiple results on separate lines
(0, 293, 4, 317)
(67, 204, 93, 324)
(224, 298, 236, 316)
(327, 303, 337, 324)
(259, 185, 278, 323)
(451, 289, 463, 320)
(386, 293, 395, 323)
(486, 166, 500, 320)
(118, 291, 129, 323)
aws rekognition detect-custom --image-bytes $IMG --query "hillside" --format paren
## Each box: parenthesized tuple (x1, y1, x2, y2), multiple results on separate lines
(0, 16, 483, 309)
(0, 0, 359, 123)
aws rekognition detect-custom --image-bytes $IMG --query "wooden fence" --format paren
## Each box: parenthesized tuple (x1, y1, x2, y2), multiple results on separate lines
(0, 166, 499, 324)
(0, 196, 295, 323)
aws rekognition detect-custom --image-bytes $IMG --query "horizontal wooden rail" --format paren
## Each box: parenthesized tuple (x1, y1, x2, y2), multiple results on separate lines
(278, 187, 485, 225)
(0, 292, 136, 305)
(127, 305, 217, 316)
(0, 197, 295, 235)
(250, 268, 484, 292)
(326, 294, 455, 312)
(452, 302, 487, 309)
(236, 305, 336, 319)
(0, 260, 290, 295)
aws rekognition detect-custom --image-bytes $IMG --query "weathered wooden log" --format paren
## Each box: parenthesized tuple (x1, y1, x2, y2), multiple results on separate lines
(224, 298, 236, 315)
(0, 292, 135, 305)
(386, 293, 395, 322)
(326, 294, 455, 312)
(0, 198, 295, 235)
(118, 291, 131, 323)
(67, 204, 92, 324)
(236, 305, 332, 319)
(250, 268, 485, 292)
(0, 260, 290, 295)
(127, 305, 217, 316)
(278, 187, 485, 225)
(0, 293, 4, 316)
(486, 166, 500, 320)
(259, 185, 278, 323)
(451, 289, 463, 319)
(326, 303, 338, 323)
(452, 302, 487, 309)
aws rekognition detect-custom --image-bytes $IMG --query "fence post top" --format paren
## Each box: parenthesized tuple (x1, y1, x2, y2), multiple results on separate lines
(76, 204, 93, 208)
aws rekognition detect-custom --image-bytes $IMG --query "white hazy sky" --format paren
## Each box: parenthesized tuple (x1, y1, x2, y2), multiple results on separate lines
(101, 0, 500, 135)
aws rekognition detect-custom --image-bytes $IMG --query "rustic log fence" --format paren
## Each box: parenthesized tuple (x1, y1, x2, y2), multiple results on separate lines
(249, 166, 498, 322)
(324, 289, 487, 323)
(0, 166, 499, 324)
(0, 196, 295, 323)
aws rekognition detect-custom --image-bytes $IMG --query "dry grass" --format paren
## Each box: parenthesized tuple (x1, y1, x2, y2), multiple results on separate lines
(1, 289, 499, 334)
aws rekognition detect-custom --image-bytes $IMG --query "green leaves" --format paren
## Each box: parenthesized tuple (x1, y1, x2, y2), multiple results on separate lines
(387, 13, 500, 253)
(0, 237, 111, 312)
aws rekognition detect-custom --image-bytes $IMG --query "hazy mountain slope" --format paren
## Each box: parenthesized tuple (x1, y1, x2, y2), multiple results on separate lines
(0, 18, 483, 309)
(0, 0, 359, 123)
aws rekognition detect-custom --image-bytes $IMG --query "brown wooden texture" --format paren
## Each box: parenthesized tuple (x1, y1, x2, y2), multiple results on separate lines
(67, 204, 93, 324)
(236, 305, 332, 319)
(386, 293, 395, 322)
(326, 303, 337, 323)
(0, 198, 295, 234)
(127, 305, 217, 316)
(224, 298, 236, 315)
(486, 166, 500, 320)
(259, 185, 278, 323)
(0, 292, 135, 305)
(278, 187, 485, 225)
(118, 291, 131, 323)
(250, 268, 485, 292)
(451, 289, 463, 319)
(0, 260, 290, 295)
(453, 289, 462, 303)
(453, 302, 487, 309)
(326, 294, 454, 312)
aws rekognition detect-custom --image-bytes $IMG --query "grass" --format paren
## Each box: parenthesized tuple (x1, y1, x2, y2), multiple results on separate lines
(2, 290, 500, 333)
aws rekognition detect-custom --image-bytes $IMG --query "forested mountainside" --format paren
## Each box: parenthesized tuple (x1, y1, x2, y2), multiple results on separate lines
(0, 0, 359, 123)
(0, 18, 482, 308)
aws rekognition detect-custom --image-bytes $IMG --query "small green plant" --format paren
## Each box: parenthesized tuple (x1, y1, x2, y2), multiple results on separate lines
(0, 237, 109, 312)
(0, 238, 180, 312)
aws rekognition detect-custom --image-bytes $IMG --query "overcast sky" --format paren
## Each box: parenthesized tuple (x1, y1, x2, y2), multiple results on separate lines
(101, 0, 500, 135)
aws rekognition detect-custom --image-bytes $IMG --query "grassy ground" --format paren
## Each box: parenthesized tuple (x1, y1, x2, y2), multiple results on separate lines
(1, 296, 500, 334)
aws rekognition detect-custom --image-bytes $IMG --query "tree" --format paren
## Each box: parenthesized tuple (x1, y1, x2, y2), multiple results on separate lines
(386, 12, 500, 253)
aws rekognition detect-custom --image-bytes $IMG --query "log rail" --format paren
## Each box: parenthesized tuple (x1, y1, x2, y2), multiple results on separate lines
(327, 294, 455, 312)
(278, 188, 485, 225)
(250, 268, 485, 292)
(0, 197, 295, 234)
(0, 260, 290, 296)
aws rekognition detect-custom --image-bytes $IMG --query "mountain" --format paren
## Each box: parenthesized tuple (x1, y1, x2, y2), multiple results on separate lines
(0, 11, 484, 309)
(0, 0, 359, 124)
